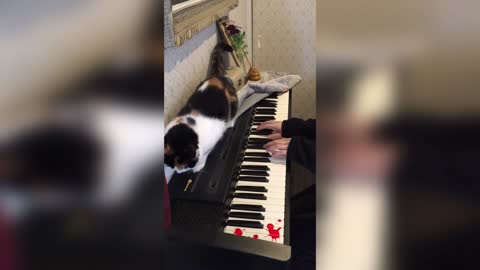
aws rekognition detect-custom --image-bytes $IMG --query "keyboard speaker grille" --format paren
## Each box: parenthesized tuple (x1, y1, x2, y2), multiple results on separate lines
(171, 200, 225, 233)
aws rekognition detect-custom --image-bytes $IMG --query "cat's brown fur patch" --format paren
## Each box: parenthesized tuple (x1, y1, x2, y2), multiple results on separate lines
(207, 77, 224, 89)
(165, 144, 173, 155)
(223, 83, 238, 120)
(191, 110, 200, 116)
(175, 118, 184, 124)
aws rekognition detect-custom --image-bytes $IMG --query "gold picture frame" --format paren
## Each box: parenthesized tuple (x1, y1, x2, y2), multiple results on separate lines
(165, 0, 239, 48)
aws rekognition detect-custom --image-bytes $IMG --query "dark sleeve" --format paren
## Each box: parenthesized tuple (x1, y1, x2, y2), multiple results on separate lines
(281, 118, 316, 139)
(164, 177, 170, 229)
(287, 137, 316, 173)
(374, 114, 480, 146)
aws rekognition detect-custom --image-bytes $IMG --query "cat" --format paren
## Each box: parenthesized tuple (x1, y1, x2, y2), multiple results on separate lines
(165, 43, 238, 173)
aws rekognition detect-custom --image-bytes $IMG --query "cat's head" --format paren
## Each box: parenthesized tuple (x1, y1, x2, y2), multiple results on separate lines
(164, 123, 199, 172)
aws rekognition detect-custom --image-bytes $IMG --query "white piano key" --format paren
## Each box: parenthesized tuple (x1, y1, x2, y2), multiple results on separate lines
(235, 176, 280, 183)
(240, 163, 283, 168)
(227, 211, 284, 221)
(230, 199, 285, 210)
(229, 208, 285, 214)
(234, 190, 285, 199)
(225, 225, 285, 236)
(224, 223, 284, 244)
(238, 173, 285, 178)
(228, 205, 285, 215)
(237, 181, 285, 189)
(237, 173, 284, 180)
(227, 217, 285, 226)
(224, 92, 289, 243)
(234, 186, 286, 194)
(231, 198, 285, 206)
(224, 229, 284, 243)
(235, 181, 285, 188)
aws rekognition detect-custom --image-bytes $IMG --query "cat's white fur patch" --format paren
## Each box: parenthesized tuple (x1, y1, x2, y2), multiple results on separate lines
(165, 113, 229, 172)
(198, 80, 209, 92)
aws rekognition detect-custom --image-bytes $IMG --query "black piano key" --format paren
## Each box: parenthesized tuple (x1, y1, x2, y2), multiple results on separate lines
(234, 193, 267, 200)
(254, 116, 275, 121)
(256, 106, 277, 110)
(259, 98, 277, 102)
(259, 99, 277, 104)
(228, 212, 265, 220)
(243, 157, 270, 163)
(241, 165, 270, 171)
(226, 220, 263, 229)
(240, 170, 269, 176)
(244, 152, 271, 158)
(230, 204, 266, 212)
(237, 176, 269, 182)
(256, 105, 276, 110)
(255, 111, 277, 116)
(254, 122, 276, 125)
(248, 138, 271, 144)
(247, 142, 267, 147)
(235, 186, 268, 192)
(252, 127, 271, 132)
(247, 142, 265, 146)
(255, 109, 276, 114)
(256, 102, 277, 108)
(246, 144, 266, 150)
(250, 130, 272, 136)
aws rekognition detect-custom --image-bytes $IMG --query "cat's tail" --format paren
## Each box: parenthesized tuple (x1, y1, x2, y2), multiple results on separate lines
(208, 42, 233, 77)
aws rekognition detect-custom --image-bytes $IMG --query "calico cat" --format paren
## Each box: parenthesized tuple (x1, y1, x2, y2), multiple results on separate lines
(165, 43, 238, 173)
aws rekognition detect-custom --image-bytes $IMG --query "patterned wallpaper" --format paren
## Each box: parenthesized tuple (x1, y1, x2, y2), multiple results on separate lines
(252, 0, 316, 119)
(164, 0, 252, 123)
(164, 24, 218, 123)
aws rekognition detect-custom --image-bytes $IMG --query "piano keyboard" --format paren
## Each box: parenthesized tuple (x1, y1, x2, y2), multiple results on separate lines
(224, 92, 290, 243)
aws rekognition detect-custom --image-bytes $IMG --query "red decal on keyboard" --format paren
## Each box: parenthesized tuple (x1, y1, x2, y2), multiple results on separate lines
(266, 224, 281, 241)
(234, 228, 243, 236)
(253, 234, 259, 239)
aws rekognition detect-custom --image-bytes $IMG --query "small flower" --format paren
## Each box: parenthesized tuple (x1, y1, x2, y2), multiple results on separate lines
(226, 24, 240, 35)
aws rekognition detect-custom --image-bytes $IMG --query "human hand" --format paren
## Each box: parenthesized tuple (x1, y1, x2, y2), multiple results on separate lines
(267, 133, 282, 140)
(320, 125, 398, 181)
(263, 138, 291, 158)
(257, 120, 282, 134)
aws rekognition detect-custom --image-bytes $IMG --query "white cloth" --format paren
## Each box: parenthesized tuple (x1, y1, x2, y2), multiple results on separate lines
(248, 74, 302, 94)
(235, 72, 303, 118)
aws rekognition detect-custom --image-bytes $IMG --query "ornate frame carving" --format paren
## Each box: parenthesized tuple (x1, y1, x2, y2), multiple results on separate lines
(164, 0, 239, 48)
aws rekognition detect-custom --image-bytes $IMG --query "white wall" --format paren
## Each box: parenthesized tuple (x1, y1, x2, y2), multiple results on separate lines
(252, 0, 316, 119)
